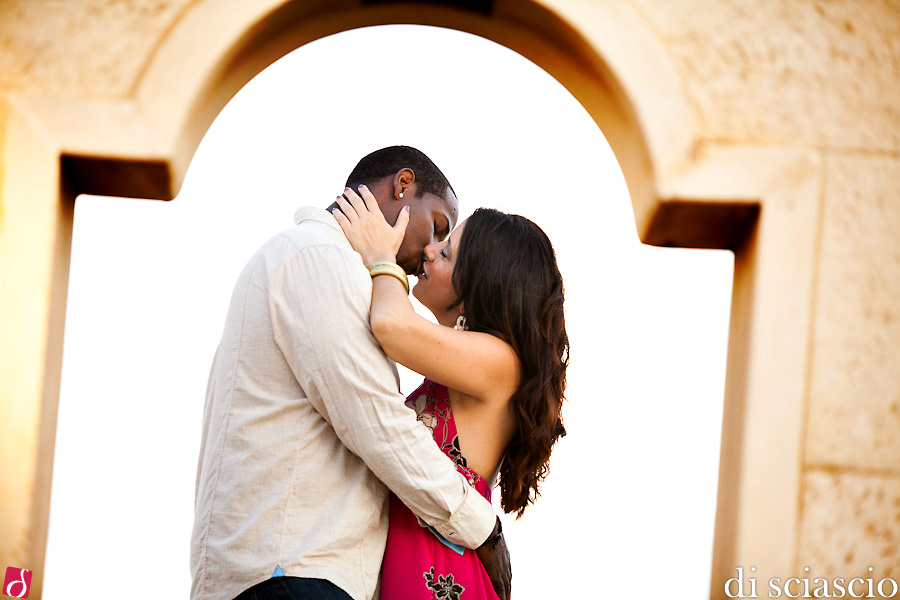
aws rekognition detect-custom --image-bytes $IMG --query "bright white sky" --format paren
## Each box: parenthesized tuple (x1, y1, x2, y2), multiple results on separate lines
(45, 25, 734, 599)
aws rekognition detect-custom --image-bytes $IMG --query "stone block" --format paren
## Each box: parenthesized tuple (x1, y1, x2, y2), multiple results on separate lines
(805, 155, 900, 472)
(0, 0, 190, 97)
(797, 469, 900, 579)
(627, 0, 900, 152)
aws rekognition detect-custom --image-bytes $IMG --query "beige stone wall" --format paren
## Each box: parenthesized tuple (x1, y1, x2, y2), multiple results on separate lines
(628, 0, 900, 151)
(0, 0, 192, 98)
(801, 154, 900, 579)
(0, 3, 193, 585)
(0, 0, 192, 201)
(808, 156, 900, 472)
(624, 0, 900, 584)
(1, 0, 898, 597)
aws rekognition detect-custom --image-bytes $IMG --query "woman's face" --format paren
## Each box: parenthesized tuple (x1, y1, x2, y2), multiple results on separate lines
(413, 219, 467, 327)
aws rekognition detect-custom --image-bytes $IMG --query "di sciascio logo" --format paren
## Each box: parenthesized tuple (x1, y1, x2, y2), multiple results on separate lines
(3, 567, 32, 599)
(726, 566, 899, 599)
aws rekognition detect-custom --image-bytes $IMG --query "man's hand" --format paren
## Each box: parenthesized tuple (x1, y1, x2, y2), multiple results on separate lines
(475, 517, 511, 600)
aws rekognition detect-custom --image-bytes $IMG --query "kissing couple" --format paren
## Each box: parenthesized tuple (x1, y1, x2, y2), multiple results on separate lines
(191, 145, 568, 600)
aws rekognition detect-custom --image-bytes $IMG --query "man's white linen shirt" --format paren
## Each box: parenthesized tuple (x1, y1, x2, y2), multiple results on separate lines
(190, 207, 496, 600)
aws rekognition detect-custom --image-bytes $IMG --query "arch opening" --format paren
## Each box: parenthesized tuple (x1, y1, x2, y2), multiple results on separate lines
(47, 22, 730, 600)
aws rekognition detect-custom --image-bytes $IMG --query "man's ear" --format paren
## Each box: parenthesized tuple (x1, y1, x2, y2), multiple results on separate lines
(393, 168, 416, 200)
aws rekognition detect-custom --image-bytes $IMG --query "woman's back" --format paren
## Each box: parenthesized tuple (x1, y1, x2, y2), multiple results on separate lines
(447, 386, 516, 484)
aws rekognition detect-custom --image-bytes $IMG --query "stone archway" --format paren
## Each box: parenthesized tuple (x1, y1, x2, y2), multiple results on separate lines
(1, 1, 822, 598)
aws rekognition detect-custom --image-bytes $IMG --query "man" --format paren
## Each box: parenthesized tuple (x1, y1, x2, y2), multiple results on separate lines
(190, 146, 510, 600)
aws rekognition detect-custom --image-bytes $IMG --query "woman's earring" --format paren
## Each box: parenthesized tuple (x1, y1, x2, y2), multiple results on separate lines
(454, 315, 468, 331)
(399, 191, 404, 199)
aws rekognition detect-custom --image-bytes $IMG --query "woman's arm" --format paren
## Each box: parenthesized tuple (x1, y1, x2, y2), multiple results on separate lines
(333, 187, 519, 401)
(368, 273, 519, 400)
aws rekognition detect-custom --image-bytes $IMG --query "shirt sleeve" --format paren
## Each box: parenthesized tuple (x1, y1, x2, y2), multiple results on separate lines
(269, 241, 496, 549)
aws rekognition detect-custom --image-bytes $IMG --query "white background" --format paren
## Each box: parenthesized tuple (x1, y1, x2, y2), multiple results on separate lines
(45, 26, 734, 599)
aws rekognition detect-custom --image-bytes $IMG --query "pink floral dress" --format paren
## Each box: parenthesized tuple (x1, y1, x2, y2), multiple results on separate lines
(380, 380, 500, 600)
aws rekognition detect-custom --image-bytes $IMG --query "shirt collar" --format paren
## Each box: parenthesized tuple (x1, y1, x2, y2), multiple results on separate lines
(294, 206, 342, 232)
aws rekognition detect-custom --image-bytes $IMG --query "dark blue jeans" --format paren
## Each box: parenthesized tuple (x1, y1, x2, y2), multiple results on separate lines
(233, 577, 352, 600)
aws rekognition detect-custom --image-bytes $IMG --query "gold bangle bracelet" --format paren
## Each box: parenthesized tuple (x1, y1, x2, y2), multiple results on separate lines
(366, 261, 410, 294)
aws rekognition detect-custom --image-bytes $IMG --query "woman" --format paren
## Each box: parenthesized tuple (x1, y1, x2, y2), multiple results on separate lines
(334, 185, 568, 600)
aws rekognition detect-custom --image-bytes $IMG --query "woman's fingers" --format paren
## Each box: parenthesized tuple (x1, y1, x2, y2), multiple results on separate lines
(332, 203, 351, 234)
(356, 184, 383, 217)
(334, 185, 404, 265)
(343, 187, 368, 217)
(335, 194, 357, 221)
(393, 205, 410, 236)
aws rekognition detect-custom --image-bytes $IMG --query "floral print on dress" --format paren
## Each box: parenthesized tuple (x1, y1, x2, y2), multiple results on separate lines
(406, 382, 481, 488)
(424, 567, 466, 600)
(406, 392, 441, 432)
(444, 435, 479, 486)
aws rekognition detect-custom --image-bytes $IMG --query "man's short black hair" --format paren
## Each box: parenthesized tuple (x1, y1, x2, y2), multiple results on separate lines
(345, 145, 456, 200)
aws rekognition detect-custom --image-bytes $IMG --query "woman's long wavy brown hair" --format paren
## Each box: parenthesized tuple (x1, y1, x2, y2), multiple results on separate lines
(451, 208, 569, 518)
